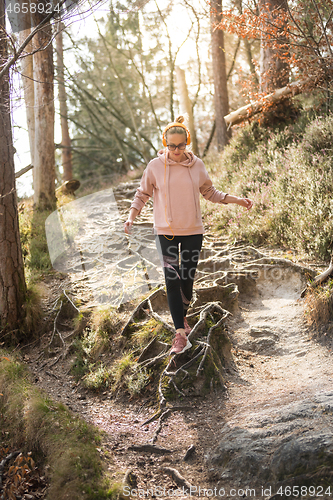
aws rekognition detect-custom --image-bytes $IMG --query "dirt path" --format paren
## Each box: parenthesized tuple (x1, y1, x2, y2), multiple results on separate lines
(226, 267, 333, 409)
(26, 181, 333, 499)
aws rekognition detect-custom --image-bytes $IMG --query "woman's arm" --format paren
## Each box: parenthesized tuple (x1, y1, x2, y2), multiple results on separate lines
(124, 207, 139, 234)
(199, 167, 253, 210)
(223, 194, 253, 210)
(124, 165, 154, 234)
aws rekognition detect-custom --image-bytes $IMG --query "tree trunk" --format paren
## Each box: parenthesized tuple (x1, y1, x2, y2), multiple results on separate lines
(32, 4, 56, 210)
(243, 38, 259, 86)
(19, 9, 35, 187)
(210, 0, 230, 151)
(259, 0, 290, 92)
(55, 22, 73, 182)
(175, 67, 199, 156)
(0, 3, 27, 334)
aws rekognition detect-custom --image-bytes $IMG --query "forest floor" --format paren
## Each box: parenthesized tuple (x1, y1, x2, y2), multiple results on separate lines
(23, 180, 333, 500)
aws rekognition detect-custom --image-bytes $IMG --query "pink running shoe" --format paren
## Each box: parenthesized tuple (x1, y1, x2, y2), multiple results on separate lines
(183, 317, 192, 335)
(170, 332, 192, 355)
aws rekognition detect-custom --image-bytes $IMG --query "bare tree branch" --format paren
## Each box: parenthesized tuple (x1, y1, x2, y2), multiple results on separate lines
(0, 0, 68, 80)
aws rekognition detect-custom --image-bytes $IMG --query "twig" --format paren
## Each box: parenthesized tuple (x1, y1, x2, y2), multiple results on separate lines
(146, 301, 175, 334)
(15, 164, 33, 178)
(310, 0, 333, 59)
(151, 409, 174, 444)
(138, 351, 169, 369)
(48, 346, 69, 368)
(0, 0, 68, 80)
(0, 188, 16, 200)
(169, 379, 185, 398)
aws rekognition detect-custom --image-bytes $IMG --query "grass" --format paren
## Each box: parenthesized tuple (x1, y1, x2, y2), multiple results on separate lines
(70, 310, 175, 396)
(304, 279, 333, 328)
(0, 351, 124, 500)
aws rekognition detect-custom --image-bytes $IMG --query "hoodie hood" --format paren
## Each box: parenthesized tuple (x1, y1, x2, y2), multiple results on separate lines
(157, 149, 197, 167)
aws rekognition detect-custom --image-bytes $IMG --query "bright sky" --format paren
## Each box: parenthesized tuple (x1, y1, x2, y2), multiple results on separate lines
(10, 0, 210, 198)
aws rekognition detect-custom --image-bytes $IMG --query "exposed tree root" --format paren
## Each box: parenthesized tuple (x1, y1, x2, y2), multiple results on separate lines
(151, 409, 173, 444)
(36, 290, 80, 370)
(115, 244, 317, 446)
(136, 302, 230, 442)
(120, 287, 165, 337)
(301, 253, 333, 297)
(127, 444, 173, 454)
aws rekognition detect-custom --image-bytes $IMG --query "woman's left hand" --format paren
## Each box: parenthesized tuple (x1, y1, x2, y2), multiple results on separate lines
(237, 197, 253, 210)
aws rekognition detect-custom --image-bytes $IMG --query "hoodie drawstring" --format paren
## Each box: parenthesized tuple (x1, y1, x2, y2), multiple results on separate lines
(188, 167, 200, 220)
(164, 150, 175, 240)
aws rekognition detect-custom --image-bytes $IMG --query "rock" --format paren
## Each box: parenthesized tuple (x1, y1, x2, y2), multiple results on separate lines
(248, 327, 279, 339)
(207, 392, 333, 485)
(123, 469, 138, 487)
(239, 337, 277, 353)
(183, 444, 195, 461)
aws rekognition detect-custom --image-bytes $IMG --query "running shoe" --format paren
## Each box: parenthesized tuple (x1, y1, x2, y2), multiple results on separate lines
(170, 331, 192, 355)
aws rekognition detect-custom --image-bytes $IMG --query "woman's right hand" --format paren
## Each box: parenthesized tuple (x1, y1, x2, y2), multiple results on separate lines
(124, 220, 133, 234)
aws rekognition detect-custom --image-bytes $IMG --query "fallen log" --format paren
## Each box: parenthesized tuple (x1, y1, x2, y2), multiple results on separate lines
(224, 79, 307, 128)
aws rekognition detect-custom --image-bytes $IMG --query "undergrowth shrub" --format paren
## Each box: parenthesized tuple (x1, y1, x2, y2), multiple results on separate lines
(304, 279, 333, 327)
(204, 112, 333, 260)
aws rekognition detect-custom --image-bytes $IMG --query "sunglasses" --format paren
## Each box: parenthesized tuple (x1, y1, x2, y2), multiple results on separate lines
(167, 143, 187, 151)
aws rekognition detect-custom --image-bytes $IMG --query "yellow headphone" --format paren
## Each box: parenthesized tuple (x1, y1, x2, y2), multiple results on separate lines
(162, 122, 191, 147)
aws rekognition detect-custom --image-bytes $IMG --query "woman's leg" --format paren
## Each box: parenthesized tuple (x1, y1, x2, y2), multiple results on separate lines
(156, 235, 185, 330)
(179, 234, 203, 317)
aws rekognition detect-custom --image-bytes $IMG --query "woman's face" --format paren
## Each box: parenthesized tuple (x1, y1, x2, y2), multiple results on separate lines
(165, 133, 187, 162)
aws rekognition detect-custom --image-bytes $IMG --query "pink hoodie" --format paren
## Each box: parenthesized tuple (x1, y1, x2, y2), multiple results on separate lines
(130, 150, 228, 236)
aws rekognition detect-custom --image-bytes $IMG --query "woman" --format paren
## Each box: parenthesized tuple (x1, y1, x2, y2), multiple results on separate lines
(124, 116, 253, 355)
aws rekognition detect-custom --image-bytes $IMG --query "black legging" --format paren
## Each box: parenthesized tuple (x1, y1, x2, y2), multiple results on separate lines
(156, 234, 203, 330)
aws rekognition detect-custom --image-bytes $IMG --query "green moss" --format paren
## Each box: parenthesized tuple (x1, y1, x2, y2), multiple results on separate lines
(159, 374, 176, 401)
(19, 203, 52, 274)
(130, 318, 159, 347)
(0, 351, 118, 500)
